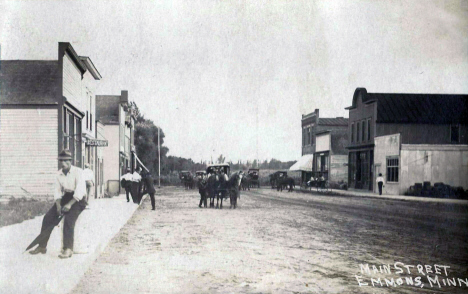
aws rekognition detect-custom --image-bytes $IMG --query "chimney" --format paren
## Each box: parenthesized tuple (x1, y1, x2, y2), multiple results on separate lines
(121, 90, 128, 103)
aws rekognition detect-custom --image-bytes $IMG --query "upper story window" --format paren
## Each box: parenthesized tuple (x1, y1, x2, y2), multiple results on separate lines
(451, 125, 460, 143)
(89, 94, 93, 131)
(357, 122, 360, 143)
(362, 120, 366, 142)
(351, 123, 355, 143)
(302, 128, 306, 147)
(367, 118, 371, 141)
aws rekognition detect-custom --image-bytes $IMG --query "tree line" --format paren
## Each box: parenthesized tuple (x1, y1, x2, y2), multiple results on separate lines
(132, 102, 296, 175)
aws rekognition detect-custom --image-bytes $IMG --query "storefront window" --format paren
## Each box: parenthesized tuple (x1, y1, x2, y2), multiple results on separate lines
(387, 157, 399, 182)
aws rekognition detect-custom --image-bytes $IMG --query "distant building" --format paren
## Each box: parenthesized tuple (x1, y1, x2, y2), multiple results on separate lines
(96, 91, 137, 196)
(346, 88, 468, 194)
(0, 42, 102, 198)
(291, 109, 348, 185)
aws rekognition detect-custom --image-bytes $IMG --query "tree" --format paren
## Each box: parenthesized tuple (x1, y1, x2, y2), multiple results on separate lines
(217, 154, 225, 164)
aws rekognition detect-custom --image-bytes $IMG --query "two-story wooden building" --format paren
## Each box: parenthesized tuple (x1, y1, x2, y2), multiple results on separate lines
(0, 43, 102, 198)
(96, 91, 137, 196)
(292, 109, 348, 186)
(346, 88, 468, 193)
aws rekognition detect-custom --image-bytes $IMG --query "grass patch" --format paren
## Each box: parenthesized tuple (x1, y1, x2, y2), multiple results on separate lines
(0, 198, 52, 228)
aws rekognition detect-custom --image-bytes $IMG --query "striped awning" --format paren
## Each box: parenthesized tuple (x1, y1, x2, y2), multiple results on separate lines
(289, 154, 313, 172)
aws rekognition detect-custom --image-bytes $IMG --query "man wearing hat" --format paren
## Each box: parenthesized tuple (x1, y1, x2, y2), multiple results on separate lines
(141, 171, 156, 210)
(29, 149, 87, 259)
(120, 168, 134, 203)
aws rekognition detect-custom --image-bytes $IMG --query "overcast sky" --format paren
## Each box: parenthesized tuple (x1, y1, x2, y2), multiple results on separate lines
(1, 0, 467, 163)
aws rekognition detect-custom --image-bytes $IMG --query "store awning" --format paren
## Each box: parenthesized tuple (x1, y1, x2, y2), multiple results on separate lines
(132, 151, 149, 172)
(289, 154, 314, 172)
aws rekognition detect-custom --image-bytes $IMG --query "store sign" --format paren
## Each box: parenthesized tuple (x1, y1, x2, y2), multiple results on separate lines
(87, 139, 108, 147)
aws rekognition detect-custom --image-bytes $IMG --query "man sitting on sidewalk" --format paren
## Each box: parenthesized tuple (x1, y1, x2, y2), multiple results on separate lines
(29, 149, 87, 259)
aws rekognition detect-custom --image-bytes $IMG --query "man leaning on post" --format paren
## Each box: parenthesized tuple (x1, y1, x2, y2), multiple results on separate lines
(29, 149, 87, 259)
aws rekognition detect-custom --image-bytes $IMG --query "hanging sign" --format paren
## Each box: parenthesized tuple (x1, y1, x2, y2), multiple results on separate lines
(86, 139, 108, 147)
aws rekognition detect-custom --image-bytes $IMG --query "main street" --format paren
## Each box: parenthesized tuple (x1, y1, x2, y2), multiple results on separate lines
(72, 187, 468, 294)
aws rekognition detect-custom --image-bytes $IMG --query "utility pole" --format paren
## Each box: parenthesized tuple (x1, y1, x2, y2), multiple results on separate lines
(158, 126, 161, 188)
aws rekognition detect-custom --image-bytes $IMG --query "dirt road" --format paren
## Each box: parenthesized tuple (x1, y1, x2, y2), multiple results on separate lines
(71, 187, 468, 294)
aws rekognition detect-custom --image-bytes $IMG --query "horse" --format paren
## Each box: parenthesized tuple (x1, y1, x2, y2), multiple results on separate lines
(277, 177, 295, 192)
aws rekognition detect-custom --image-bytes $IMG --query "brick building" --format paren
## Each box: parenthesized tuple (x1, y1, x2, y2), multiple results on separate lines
(292, 109, 348, 185)
(346, 88, 468, 193)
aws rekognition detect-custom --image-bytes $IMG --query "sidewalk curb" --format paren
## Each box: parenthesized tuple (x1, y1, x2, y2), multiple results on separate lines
(294, 187, 468, 205)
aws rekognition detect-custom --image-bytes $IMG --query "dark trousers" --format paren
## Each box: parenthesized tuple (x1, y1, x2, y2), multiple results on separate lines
(131, 182, 140, 203)
(39, 195, 85, 250)
(149, 192, 155, 209)
(125, 186, 131, 202)
(378, 182, 383, 195)
(198, 190, 207, 207)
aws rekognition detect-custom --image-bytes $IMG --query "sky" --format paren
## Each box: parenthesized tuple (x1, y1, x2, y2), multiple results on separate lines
(1, 0, 467, 163)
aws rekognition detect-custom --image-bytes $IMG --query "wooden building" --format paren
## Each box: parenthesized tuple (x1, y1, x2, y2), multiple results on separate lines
(0, 43, 102, 198)
(346, 87, 468, 192)
(96, 91, 136, 196)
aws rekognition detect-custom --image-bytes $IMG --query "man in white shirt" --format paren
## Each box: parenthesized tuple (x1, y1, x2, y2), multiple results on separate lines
(120, 168, 134, 203)
(82, 163, 94, 206)
(29, 149, 87, 259)
(376, 173, 385, 195)
(131, 167, 142, 204)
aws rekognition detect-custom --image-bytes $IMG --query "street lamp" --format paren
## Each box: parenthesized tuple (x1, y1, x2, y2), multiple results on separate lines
(158, 126, 161, 188)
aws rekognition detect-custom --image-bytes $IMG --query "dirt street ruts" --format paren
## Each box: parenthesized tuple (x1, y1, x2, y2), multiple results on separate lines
(71, 187, 468, 294)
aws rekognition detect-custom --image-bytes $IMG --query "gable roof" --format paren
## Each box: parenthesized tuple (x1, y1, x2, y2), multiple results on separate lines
(348, 88, 468, 124)
(96, 95, 121, 124)
(0, 60, 60, 105)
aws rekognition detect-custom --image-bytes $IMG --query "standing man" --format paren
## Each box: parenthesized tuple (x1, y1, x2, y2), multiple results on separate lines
(82, 163, 94, 207)
(29, 149, 86, 259)
(197, 173, 208, 208)
(141, 172, 156, 210)
(207, 171, 217, 208)
(131, 167, 142, 204)
(218, 169, 228, 201)
(376, 173, 385, 195)
(120, 168, 133, 203)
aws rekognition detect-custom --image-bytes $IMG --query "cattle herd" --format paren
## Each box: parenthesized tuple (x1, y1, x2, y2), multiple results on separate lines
(179, 166, 297, 209)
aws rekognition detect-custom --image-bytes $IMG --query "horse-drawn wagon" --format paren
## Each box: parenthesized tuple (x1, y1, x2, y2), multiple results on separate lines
(247, 168, 260, 188)
(195, 170, 207, 178)
(205, 164, 240, 208)
(270, 171, 288, 189)
(179, 171, 194, 189)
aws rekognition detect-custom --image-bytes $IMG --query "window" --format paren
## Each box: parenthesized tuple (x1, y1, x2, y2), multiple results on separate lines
(362, 120, 366, 142)
(386, 157, 399, 182)
(451, 125, 460, 143)
(63, 109, 68, 149)
(90, 113, 93, 131)
(367, 118, 371, 141)
(351, 123, 355, 143)
(307, 128, 311, 145)
(309, 128, 314, 145)
(302, 128, 306, 146)
(357, 122, 360, 142)
(86, 111, 89, 129)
